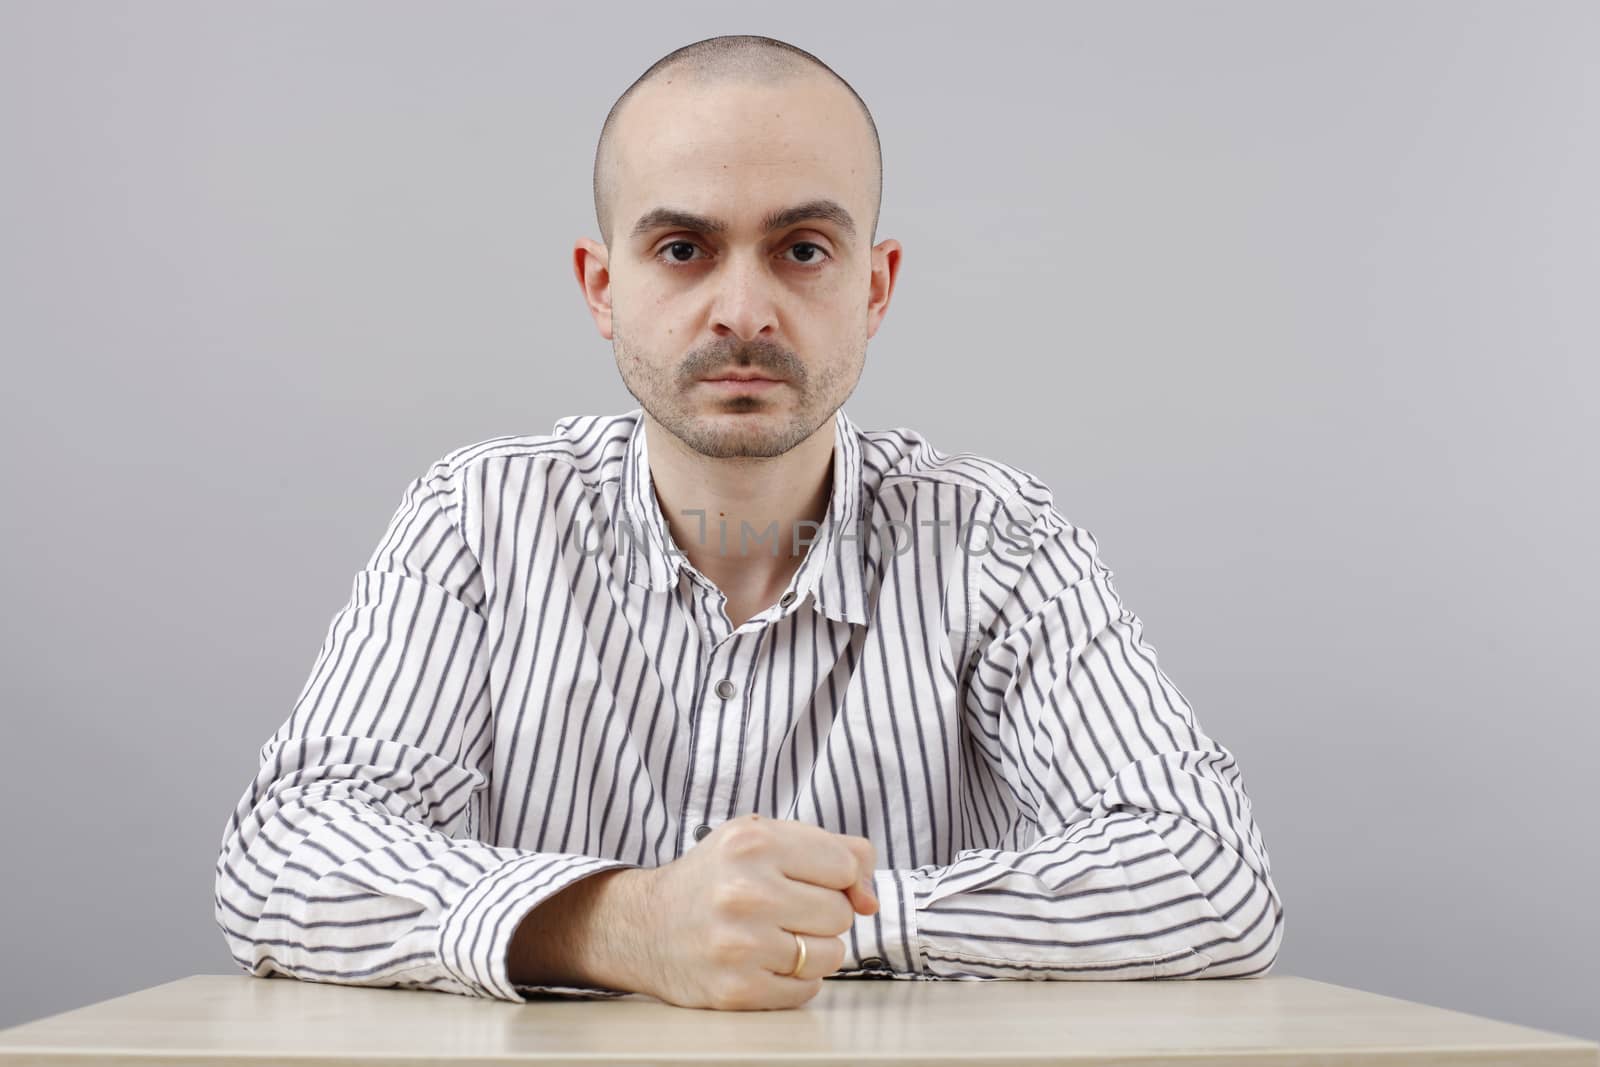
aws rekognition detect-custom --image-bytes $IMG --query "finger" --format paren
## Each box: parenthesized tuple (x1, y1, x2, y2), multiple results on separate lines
(728, 968, 825, 1011)
(765, 930, 845, 981)
(834, 835, 879, 914)
(769, 878, 858, 936)
(838, 834, 877, 880)
(761, 820, 866, 892)
(845, 877, 879, 916)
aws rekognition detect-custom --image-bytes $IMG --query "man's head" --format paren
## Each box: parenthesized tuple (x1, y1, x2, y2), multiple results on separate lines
(575, 35, 901, 460)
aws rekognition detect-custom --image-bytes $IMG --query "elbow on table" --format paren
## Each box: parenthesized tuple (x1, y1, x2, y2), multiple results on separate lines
(1189, 877, 1285, 979)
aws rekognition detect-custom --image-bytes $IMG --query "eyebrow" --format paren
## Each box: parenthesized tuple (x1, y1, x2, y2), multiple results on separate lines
(628, 198, 857, 242)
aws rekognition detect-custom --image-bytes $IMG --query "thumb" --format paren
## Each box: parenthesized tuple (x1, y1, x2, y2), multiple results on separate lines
(840, 834, 878, 910)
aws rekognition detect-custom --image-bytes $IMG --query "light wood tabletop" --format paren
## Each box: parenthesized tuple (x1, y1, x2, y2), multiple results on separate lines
(0, 972, 1594, 1065)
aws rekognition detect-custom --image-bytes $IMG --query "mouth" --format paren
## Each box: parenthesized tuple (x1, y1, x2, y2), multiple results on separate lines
(699, 374, 785, 392)
(701, 372, 783, 382)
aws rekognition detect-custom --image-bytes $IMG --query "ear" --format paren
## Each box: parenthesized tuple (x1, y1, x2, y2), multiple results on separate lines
(865, 238, 902, 340)
(573, 237, 614, 339)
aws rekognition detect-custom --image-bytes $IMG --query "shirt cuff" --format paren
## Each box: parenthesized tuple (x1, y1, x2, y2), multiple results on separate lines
(510, 982, 631, 1000)
(842, 868, 930, 977)
(437, 851, 640, 1002)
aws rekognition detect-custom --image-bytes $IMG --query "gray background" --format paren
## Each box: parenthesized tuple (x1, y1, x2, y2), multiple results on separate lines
(2, 0, 1595, 1041)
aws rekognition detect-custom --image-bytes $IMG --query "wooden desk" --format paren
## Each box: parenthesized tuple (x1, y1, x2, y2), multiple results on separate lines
(0, 973, 1594, 1065)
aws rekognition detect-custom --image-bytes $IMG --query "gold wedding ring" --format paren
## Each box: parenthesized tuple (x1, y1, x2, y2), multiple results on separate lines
(785, 931, 807, 977)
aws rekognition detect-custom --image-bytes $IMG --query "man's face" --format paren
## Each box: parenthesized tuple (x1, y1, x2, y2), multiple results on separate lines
(593, 75, 891, 460)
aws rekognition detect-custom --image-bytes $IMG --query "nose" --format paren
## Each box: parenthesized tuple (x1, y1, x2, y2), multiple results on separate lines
(708, 247, 780, 342)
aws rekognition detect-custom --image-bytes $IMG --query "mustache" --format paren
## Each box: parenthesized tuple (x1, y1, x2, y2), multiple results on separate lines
(685, 341, 803, 382)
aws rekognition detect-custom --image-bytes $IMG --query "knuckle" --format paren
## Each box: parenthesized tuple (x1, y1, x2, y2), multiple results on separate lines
(720, 821, 769, 858)
(710, 876, 763, 918)
(706, 928, 754, 966)
(840, 842, 866, 875)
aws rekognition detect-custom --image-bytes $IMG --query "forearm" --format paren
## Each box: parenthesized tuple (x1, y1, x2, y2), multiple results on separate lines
(507, 866, 656, 993)
(215, 738, 643, 1003)
(854, 807, 1283, 982)
(950, 495, 1285, 980)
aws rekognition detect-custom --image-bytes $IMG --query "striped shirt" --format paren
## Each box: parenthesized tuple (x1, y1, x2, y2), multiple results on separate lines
(213, 405, 1285, 1003)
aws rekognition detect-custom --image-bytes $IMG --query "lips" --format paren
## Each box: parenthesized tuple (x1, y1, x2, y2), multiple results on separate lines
(700, 376, 785, 393)
(702, 373, 782, 382)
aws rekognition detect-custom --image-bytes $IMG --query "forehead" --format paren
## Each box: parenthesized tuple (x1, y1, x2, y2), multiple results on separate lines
(611, 76, 872, 232)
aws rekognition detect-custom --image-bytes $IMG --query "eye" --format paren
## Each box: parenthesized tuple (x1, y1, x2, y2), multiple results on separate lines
(651, 239, 832, 268)
(784, 241, 831, 267)
(656, 239, 704, 265)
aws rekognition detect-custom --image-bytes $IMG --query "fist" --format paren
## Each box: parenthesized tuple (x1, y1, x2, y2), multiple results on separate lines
(633, 814, 879, 1010)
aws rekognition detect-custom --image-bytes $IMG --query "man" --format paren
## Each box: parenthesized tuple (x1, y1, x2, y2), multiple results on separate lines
(214, 34, 1284, 1013)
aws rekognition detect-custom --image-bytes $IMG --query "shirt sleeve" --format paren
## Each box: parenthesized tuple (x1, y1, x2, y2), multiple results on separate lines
(844, 483, 1285, 981)
(212, 460, 640, 1003)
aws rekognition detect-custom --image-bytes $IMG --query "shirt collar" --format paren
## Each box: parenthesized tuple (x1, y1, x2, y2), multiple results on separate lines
(616, 406, 870, 627)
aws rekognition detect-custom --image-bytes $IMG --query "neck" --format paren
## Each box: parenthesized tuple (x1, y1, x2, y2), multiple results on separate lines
(644, 414, 836, 603)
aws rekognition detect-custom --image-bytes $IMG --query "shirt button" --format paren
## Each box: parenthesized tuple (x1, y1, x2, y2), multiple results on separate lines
(778, 590, 796, 608)
(715, 678, 736, 699)
(693, 823, 712, 841)
(967, 649, 982, 671)
(860, 956, 888, 969)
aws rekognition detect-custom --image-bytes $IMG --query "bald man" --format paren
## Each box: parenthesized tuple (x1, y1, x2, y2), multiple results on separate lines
(215, 34, 1283, 1013)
